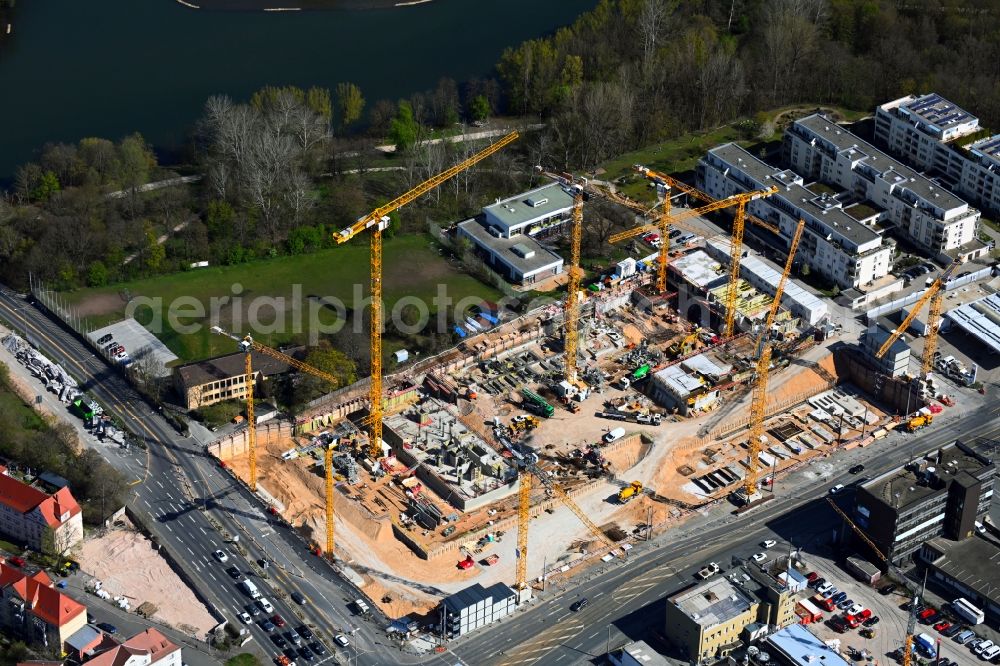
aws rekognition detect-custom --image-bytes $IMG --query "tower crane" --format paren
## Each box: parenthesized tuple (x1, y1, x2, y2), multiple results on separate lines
(633, 165, 782, 235)
(743, 218, 805, 498)
(211, 326, 343, 559)
(334, 131, 519, 459)
(600, 186, 777, 333)
(827, 497, 922, 666)
(875, 262, 960, 378)
(563, 194, 584, 383)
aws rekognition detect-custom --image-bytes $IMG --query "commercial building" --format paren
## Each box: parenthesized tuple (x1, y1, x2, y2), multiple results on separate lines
(875, 94, 1000, 217)
(784, 114, 984, 261)
(766, 623, 852, 666)
(944, 292, 1000, 355)
(609, 640, 672, 666)
(917, 536, 1000, 626)
(84, 627, 182, 666)
(698, 143, 894, 290)
(853, 440, 995, 565)
(0, 560, 87, 651)
(454, 182, 576, 286)
(173, 349, 295, 410)
(0, 467, 82, 555)
(665, 576, 759, 661)
(439, 582, 516, 638)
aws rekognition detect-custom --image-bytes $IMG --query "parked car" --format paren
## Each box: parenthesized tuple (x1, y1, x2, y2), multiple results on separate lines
(942, 625, 964, 638)
(974, 640, 995, 656)
(816, 582, 834, 594)
(97, 622, 117, 634)
(837, 599, 854, 611)
(751, 552, 767, 563)
(829, 484, 845, 494)
(849, 464, 865, 474)
(286, 629, 302, 646)
(935, 621, 952, 632)
(863, 616, 880, 627)
(272, 635, 288, 649)
(298, 626, 314, 640)
(832, 592, 848, 604)
(309, 642, 326, 656)
(806, 572, 819, 583)
(980, 645, 1000, 660)
(847, 604, 864, 616)
(811, 577, 827, 589)
(97, 334, 113, 345)
(297, 647, 314, 662)
(761, 540, 777, 549)
(918, 608, 936, 620)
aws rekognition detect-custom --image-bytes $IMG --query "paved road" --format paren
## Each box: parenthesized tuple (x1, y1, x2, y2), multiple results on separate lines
(0, 290, 397, 666)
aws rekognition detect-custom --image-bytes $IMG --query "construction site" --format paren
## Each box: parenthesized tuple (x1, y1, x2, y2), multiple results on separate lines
(203, 147, 962, 626)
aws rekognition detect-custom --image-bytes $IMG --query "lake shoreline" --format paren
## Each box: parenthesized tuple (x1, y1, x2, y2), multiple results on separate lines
(177, 0, 432, 9)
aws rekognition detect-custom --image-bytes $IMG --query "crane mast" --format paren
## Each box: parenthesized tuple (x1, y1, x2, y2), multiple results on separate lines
(335, 131, 519, 459)
(564, 194, 584, 382)
(743, 218, 805, 496)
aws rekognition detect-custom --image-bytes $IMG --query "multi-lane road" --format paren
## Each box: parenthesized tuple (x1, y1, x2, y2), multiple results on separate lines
(1, 286, 996, 666)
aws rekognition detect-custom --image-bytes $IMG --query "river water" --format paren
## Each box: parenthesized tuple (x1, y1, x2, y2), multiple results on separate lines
(0, 0, 595, 180)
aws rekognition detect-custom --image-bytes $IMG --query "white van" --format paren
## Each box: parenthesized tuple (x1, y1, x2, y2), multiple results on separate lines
(603, 427, 626, 444)
(240, 579, 261, 599)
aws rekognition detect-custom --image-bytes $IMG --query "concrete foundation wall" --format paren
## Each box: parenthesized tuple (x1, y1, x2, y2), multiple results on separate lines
(834, 349, 925, 414)
(207, 421, 293, 460)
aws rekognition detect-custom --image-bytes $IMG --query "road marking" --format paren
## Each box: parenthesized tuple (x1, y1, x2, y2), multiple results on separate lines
(200, 527, 207, 535)
(156, 480, 164, 489)
(165, 524, 173, 532)
(143, 499, 151, 509)
(187, 547, 194, 556)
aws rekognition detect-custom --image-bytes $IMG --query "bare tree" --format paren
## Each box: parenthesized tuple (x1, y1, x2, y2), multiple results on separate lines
(639, 0, 672, 75)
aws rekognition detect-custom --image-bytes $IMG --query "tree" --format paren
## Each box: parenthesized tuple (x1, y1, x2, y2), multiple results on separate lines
(336, 82, 366, 130)
(86, 260, 109, 287)
(389, 100, 420, 152)
(31, 170, 60, 202)
(289, 343, 357, 409)
(142, 222, 165, 272)
(469, 94, 491, 122)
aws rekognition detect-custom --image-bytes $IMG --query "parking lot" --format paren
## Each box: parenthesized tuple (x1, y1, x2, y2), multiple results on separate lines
(800, 544, 999, 666)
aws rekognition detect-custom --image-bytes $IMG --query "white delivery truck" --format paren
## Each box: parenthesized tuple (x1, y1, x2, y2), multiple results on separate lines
(240, 579, 261, 599)
(603, 427, 626, 443)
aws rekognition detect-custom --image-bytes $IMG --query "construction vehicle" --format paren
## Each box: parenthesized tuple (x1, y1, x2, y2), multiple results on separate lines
(696, 562, 721, 579)
(906, 413, 933, 432)
(600, 185, 777, 337)
(617, 481, 643, 503)
(827, 497, 922, 666)
(876, 261, 960, 377)
(521, 388, 555, 418)
(334, 131, 519, 461)
(741, 219, 806, 499)
(510, 414, 539, 433)
(631, 364, 651, 381)
(666, 331, 699, 359)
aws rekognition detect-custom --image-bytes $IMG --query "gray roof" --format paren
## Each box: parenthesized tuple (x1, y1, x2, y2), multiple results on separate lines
(901, 93, 976, 130)
(794, 115, 969, 211)
(860, 440, 992, 512)
(174, 349, 297, 389)
(441, 582, 513, 613)
(708, 143, 779, 187)
(923, 536, 1000, 602)
(767, 623, 852, 666)
(458, 218, 564, 277)
(669, 576, 755, 627)
(617, 640, 672, 666)
(945, 292, 1000, 354)
(778, 183, 881, 245)
(969, 134, 1000, 168)
(484, 182, 575, 231)
(66, 624, 102, 651)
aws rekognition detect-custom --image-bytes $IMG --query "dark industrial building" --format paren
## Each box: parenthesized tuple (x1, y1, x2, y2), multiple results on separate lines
(852, 440, 994, 565)
(917, 536, 1000, 627)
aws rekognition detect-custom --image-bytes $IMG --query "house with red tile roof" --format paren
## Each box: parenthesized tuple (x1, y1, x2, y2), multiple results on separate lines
(0, 560, 87, 651)
(0, 466, 83, 554)
(84, 628, 182, 666)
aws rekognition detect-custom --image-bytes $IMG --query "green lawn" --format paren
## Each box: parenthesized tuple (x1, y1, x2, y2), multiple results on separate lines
(64, 234, 503, 363)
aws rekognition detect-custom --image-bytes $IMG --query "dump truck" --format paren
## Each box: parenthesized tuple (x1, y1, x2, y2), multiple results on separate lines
(906, 413, 933, 432)
(618, 481, 643, 503)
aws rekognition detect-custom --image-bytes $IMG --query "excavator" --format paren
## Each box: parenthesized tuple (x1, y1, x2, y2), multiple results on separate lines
(667, 331, 699, 359)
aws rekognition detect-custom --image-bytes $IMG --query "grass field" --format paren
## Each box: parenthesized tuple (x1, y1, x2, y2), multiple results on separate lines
(64, 234, 503, 363)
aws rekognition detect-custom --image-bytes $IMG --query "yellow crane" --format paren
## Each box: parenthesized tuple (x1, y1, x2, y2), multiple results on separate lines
(743, 218, 805, 497)
(602, 186, 777, 334)
(875, 262, 960, 378)
(211, 327, 342, 559)
(564, 194, 584, 382)
(827, 498, 921, 666)
(334, 131, 519, 459)
(634, 164, 782, 235)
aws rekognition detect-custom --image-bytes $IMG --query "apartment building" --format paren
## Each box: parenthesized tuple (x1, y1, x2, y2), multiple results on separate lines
(86, 628, 182, 666)
(784, 114, 982, 259)
(876, 94, 1000, 217)
(0, 468, 83, 555)
(665, 576, 760, 661)
(0, 561, 87, 651)
(698, 143, 893, 289)
(853, 440, 994, 565)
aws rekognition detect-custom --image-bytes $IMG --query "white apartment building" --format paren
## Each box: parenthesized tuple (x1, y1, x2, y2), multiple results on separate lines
(876, 94, 1000, 217)
(697, 143, 893, 289)
(784, 114, 981, 258)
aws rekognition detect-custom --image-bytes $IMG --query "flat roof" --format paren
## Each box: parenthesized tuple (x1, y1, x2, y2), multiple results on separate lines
(859, 440, 992, 512)
(682, 353, 731, 379)
(654, 364, 704, 398)
(458, 218, 564, 277)
(969, 134, 1000, 168)
(767, 623, 852, 666)
(671, 250, 727, 289)
(618, 640, 672, 666)
(794, 115, 969, 211)
(668, 576, 755, 627)
(741, 255, 828, 318)
(945, 292, 1000, 354)
(923, 536, 1000, 602)
(174, 349, 295, 388)
(484, 182, 575, 231)
(708, 143, 780, 187)
(901, 93, 977, 131)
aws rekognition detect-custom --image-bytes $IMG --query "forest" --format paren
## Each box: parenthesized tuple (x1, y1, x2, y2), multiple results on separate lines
(1, 0, 999, 294)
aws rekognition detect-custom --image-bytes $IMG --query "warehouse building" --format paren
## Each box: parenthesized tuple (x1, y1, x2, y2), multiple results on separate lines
(853, 440, 995, 565)
(875, 93, 1000, 217)
(917, 536, 1000, 626)
(944, 292, 1000, 355)
(439, 582, 516, 638)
